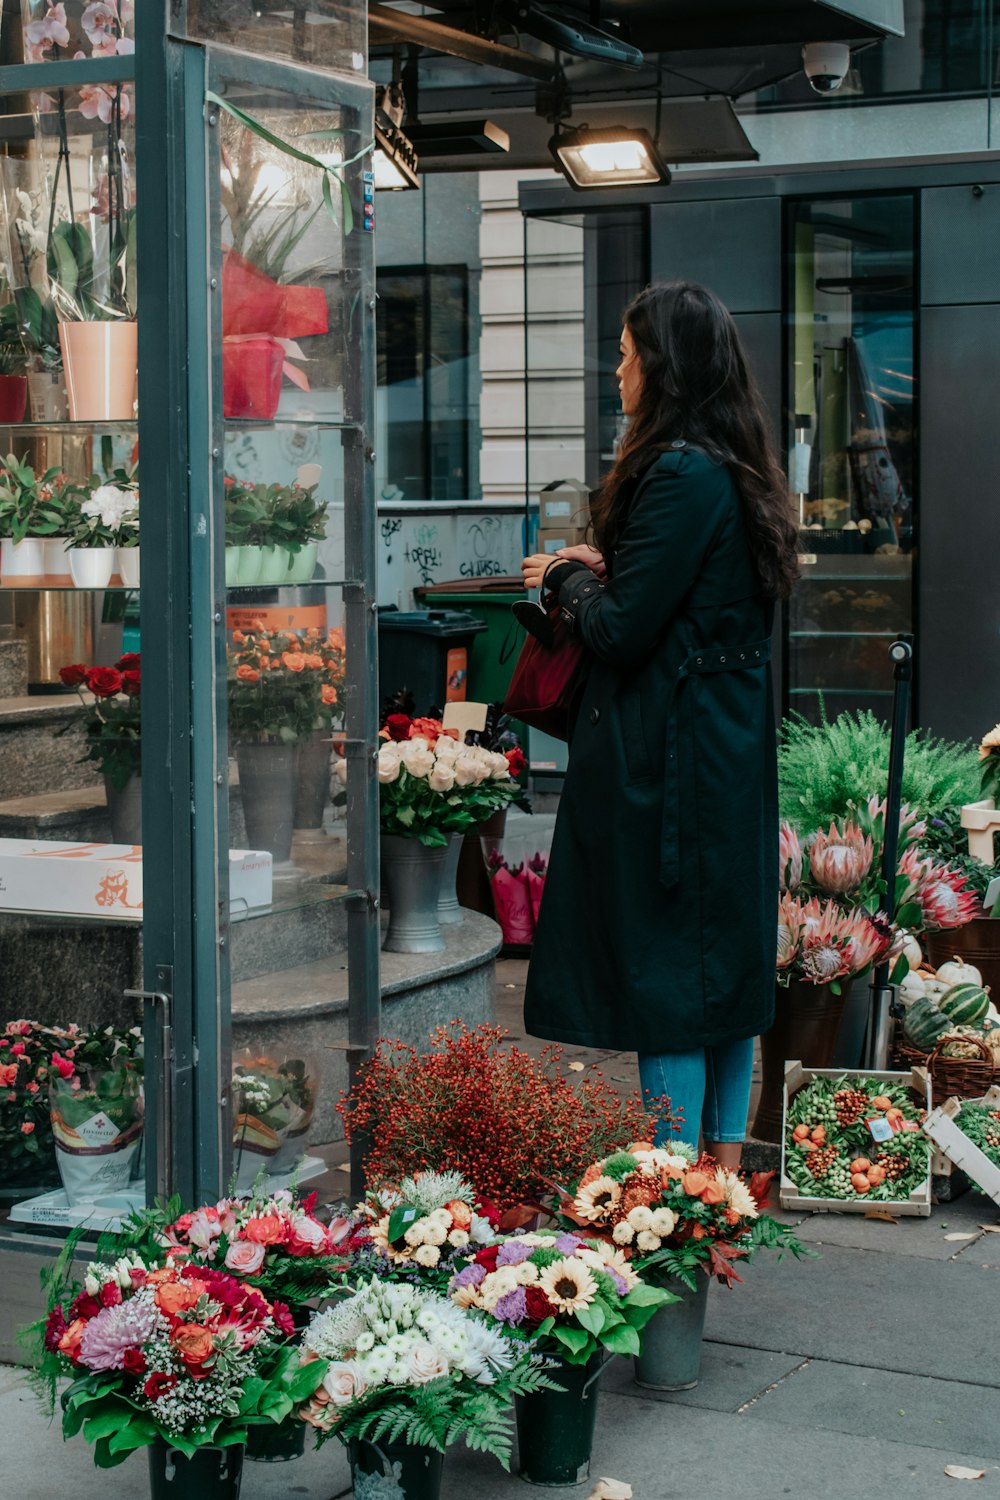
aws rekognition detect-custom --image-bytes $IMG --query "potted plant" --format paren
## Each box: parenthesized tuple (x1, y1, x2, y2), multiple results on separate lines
(230, 1052, 317, 1189)
(261, 479, 328, 583)
(0, 451, 66, 581)
(0, 301, 28, 420)
(63, 477, 136, 587)
(294, 624, 346, 835)
(0, 155, 68, 417)
(50, 1056, 144, 1205)
(31, 1253, 317, 1498)
(448, 1229, 671, 1485)
(224, 476, 270, 586)
(553, 1142, 809, 1394)
(58, 654, 142, 841)
(22, 1, 135, 62)
(227, 624, 330, 864)
(297, 1276, 554, 1498)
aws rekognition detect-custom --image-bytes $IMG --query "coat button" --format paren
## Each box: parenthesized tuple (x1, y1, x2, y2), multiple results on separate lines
(589, 707, 600, 725)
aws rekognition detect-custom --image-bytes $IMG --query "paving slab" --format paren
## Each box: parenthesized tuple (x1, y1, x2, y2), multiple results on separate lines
(744, 1357, 1000, 1459)
(791, 1190, 989, 1259)
(703, 1244, 997, 1383)
(602, 1343, 805, 1413)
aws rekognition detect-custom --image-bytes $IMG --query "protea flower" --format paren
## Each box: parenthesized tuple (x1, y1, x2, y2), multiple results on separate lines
(865, 796, 927, 854)
(896, 848, 978, 929)
(779, 822, 803, 892)
(796, 900, 889, 984)
(807, 822, 874, 895)
(777, 891, 808, 970)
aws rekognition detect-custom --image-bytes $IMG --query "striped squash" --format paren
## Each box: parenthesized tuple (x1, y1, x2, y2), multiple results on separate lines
(902, 996, 951, 1051)
(937, 983, 990, 1026)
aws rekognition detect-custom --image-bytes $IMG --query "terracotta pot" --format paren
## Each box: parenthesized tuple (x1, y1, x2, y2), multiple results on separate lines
(0, 373, 27, 422)
(926, 921, 1000, 997)
(59, 320, 137, 421)
(751, 979, 848, 1143)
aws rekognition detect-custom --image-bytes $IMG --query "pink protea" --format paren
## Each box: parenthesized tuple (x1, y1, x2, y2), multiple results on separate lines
(776, 891, 813, 970)
(807, 821, 874, 895)
(918, 866, 979, 931)
(779, 822, 803, 892)
(793, 899, 889, 984)
(864, 795, 927, 853)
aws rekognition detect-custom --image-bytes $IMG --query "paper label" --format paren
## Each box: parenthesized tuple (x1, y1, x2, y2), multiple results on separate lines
(74, 1111, 123, 1147)
(445, 647, 468, 702)
(867, 1116, 894, 1143)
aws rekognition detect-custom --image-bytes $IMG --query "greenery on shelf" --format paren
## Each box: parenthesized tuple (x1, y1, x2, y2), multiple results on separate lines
(0, 452, 67, 541)
(225, 476, 328, 552)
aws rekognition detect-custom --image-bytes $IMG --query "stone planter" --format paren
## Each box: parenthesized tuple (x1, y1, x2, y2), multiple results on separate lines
(381, 833, 447, 953)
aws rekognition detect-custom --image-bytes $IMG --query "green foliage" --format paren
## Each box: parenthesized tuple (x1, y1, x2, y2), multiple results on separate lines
(225, 478, 327, 550)
(0, 452, 67, 541)
(778, 708, 981, 830)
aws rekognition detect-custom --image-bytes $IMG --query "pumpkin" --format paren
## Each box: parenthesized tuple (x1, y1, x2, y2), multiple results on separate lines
(938, 982, 991, 1026)
(902, 996, 951, 1051)
(922, 978, 950, 1004)
(898, 931, 923, 968)
(897, 971, 926, 1006)
(935, 957, 983, 988)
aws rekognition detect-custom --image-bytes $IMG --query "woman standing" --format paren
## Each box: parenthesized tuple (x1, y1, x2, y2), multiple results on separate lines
(521, 280, 798, 1167)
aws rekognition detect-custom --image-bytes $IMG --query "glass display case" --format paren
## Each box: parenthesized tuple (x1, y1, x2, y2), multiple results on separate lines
(0, 1, 377, 1243)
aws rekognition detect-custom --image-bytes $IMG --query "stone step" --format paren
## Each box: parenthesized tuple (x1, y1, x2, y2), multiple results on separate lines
(0, 636, 28, 697)
(0, 786, 109, 841)
(0, 693, 100, 800)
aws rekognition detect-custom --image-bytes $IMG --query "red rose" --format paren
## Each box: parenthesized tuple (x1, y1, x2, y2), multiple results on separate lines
(523, 1286, 555, 1327)
(143, 1372, 177, 1401)
(43, 1306, 67, 1352)
(120, 670, 141, 697)
(117, 653, 141, 672)
(475, 1245, 500, 1273)
(59, 664, 87, 687)
(69, 1292, 101, 1320)
(99, 1280, 123, 1308)
(384, 714, 413, 742)
(86, 667, 122, 698)
(505, 747, 527, 776)
(122, 1348, 147, 1375)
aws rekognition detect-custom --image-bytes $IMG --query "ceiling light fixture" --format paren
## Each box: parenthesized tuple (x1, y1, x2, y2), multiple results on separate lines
(373, 119, 420, 189)
(549, 125, 670, 190)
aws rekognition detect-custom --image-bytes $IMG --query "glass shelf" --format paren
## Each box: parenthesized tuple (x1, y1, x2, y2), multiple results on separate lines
(0, 420, 137, 432)
(789, 630, 903, 639)
(0, 882, 360, 928)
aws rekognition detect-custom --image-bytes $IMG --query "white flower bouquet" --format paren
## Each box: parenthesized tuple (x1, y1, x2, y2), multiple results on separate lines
(298, 1276, 555, 1464)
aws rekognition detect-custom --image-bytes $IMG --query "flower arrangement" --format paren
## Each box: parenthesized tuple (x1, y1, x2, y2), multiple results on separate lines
(224, 475, 328, 554)
(37, 1254, 320, 1466)
(297, 1277, 554, 1463)
(350, 1170, 496, 1278)
(341, 713, 526, 848)
(448, 1229, 671, 1363)
(0, 1018, 141, 1188)
(24, 3, 135, 63)
(338, 1022, 671, 1216)
(232, 1053, 316, 1182)
(784, 1073, 930, 1201)
(556, 1144, 807, 1290)
(228, 623, 342, 742)
(776, 892, 893, 990)
(58, 652, 140, 790)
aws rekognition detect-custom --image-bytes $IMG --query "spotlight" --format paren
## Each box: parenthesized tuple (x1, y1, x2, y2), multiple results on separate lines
(373, 119, 420, 190)
(549, 125, 670, 190)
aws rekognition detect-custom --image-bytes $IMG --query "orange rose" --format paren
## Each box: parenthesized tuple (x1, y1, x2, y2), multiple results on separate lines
(326, 628, 345, 651)
(155, 1279, 207, 1317)
(306, 628, 321, 641)
(682, 1172, 710, 1196)
(282, 652, 305, 673)
(232, 630, 246, 644)
(445, 1199, 473, 1229)
(700, 1181, 725, 1205)
(304, 653, 324, 670)
(145, 1267, 175, 1286)
(172, 1323, 215, 1370)
(0, 1062, 18, 1087)
(245, 1215, 285, 1245)
(58, 1318, 86, 1360)
(236, 664, 260, 683)
(285, 635, 302, 650)
(321, 684, 337, 706)
(258, 638, 271, 653)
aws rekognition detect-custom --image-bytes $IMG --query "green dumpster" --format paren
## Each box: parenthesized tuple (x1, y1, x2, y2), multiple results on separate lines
(414, 577, 528, 738)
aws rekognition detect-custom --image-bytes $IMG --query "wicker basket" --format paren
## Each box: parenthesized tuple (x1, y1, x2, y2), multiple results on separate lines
(892, 1028, 1000, 1106)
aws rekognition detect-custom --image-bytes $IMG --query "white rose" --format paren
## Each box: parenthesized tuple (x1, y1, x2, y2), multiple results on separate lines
(84, 1274, 100, 1297)
(323, 1361, 367, 1407)
(453, 756, 485, 787)
(650, 1208, 677, 1238)
(434, 734, 461, 761)
(401, 744, 436, 778)
(489, 752, 511, 779)
(636, 1230, 662, 1253)
(334, 757, 348, 785)
(412, 1244, 441, 1267)
(612, 1221, 635, 1245)
(626, 1205, 654, 1231)
(408, 1342, 450, 1384)
(428, 761, 456, 792)
(377, 746, 402, 783)
(470, 1215, 494, 1245)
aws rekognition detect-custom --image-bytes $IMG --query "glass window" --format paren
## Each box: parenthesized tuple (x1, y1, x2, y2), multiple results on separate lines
(785, 193, 916, 723)
(172, 0, 368, 77)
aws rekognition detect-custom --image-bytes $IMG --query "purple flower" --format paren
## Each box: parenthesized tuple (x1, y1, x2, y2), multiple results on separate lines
(79, 1294, 161, 1372)
(609, 1270, 628, 1297)
(453, 1262, 487, 1289)
(553, 1234, 583, 1255)
(491, 1287, 527, 1325)
(496, 1239, 534, 1267)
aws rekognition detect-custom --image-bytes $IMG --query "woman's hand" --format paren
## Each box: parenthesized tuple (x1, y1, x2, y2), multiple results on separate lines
(522, 553, 560, 590)
(554, 543, 607, 579)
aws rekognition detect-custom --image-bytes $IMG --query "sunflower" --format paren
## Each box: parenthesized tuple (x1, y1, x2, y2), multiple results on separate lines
(578, 1243, 640, 1291)
(538, 1257, 598, 1313)
(573, 1175, 622, 1222)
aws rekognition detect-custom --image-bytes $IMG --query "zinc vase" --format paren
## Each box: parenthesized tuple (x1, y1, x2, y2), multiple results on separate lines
(348, 1436, 444, 1500)
(59, 320, 138, 421)
(437, 830, 465, 926)
(633, 1276, 710, 1391)
(246, 1420, 306, 1464)
(380, 834, 447, 953)
(515, 1354, 603, 1485)
(147, 1441, 243, 1500)
(751, 979, 848, 1143)
(294, 729, 331, 832)
(104, 773, 142, 845)
(237, 741, 298, 865)
(69, 547, 115, 589)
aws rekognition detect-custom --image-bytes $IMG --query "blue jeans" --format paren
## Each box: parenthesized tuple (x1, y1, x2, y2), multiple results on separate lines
(638, 1037, 755, 1147)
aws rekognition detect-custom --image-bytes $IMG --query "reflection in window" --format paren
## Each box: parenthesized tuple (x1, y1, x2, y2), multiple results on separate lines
(786, 195, 916, 724)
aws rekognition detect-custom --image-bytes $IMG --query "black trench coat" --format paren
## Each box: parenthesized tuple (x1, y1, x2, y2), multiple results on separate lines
(524, 445, 777, 1054)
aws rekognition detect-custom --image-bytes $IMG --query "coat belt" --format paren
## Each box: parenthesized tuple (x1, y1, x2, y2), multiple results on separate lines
(661, 635, 773, 890)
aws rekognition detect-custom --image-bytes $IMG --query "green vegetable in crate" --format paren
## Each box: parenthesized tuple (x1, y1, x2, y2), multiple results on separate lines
(902, 995, 951, 1051)
(937, 982, 991, 1026)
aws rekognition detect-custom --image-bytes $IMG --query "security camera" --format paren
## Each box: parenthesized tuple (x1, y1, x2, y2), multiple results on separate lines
(801, 41, 851, 94)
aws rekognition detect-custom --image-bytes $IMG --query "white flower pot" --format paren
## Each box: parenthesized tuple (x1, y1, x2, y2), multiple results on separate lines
(236, 544, 264, 586)
(69, 547, 115, 589)
(286, 541, 318, 584)
(43, 537, 72, 580)
(1, 536, 46, 584)
(117, 548, 140, 588)
(258, 544, 295, 585)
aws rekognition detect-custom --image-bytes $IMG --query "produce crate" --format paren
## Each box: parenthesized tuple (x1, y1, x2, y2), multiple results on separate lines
(923, 1086, 1000, 1210)
(779, 1062, 932, 1216)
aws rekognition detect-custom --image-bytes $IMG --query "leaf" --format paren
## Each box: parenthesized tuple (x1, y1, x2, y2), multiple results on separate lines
(575, 1302, 608, 1336)
(551, 1324, 591, 1356)
(943, 1465, 986, 1480)
(944, 1232, 979, 1242)
(587, 1483, 633, 1500)
(864, 1210, 899, 1223)
(568, 1061, 585, 1072)
(601, 1322, 641, 1357)
(979, 1224, 1000, 1234)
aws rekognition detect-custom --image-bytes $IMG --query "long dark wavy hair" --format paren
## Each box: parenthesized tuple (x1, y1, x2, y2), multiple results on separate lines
(592, 280, 799, 600)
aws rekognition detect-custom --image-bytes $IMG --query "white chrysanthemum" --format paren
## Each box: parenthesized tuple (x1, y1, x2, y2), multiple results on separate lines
(626, 1205, 654, 1231)
(635, 1230, 662, 1253)
(480, 1268, 520, 1310)
(412, 1244, 441, 1268)
(573, 1175, 622, 1222)
(650, 1207, 677, 1238)
(448, 1229, 470, 1248)
(612, 1220, 635, 1245)
(513, 1261, 540, 1286)
(403, 1222, 426, 1247)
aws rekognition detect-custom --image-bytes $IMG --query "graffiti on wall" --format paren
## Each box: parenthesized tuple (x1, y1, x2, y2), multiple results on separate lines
(378, 510, 525, 605)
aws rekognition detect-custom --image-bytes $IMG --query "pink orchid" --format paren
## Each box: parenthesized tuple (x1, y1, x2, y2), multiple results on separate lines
(25, 4, 70, 61)
(82, 2, 120, 46)
(77, 83, 130, 125)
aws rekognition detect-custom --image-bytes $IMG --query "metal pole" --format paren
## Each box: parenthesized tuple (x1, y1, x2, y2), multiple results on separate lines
(864, 636, 913, 1070)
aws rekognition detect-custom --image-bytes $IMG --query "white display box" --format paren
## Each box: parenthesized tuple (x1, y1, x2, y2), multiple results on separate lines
(780, 1062, 933, 1217)
(923, 1086, 1000, 1210)
(0, 839, 272, 920)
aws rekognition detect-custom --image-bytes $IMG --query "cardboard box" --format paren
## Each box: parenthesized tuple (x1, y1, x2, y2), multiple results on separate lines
(780, 1061, 933, 1216)
(0, 839, 273, 921)
(923, 1085, 1000, 1209)
(538, 478, 592, 531)
(539, 527, 590, 554)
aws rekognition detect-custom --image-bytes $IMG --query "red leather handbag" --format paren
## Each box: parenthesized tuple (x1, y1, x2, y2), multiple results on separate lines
(504, 599, 586, 741)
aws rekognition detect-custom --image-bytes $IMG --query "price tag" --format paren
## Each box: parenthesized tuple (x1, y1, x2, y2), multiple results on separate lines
(867, 1115, 894, 1143)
